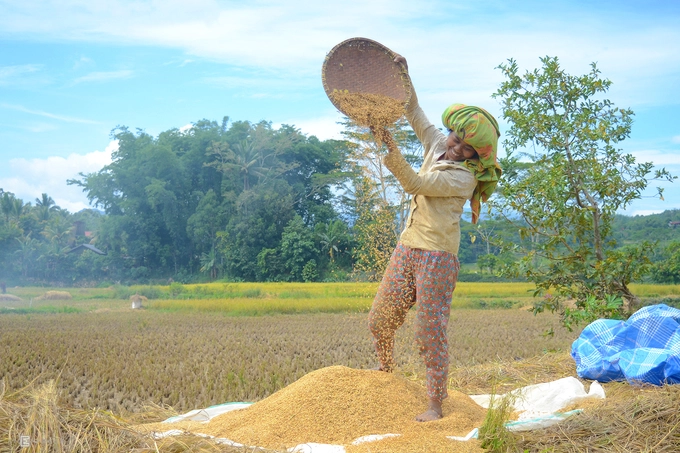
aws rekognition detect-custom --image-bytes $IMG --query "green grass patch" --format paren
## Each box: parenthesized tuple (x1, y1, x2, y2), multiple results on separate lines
(0, 305, 82, 315)
(3, 282, 679, 315)
(630, 283, 680, 297)
(278, 290, 313, 299)
(148, 297, 372, 316)
(240, 287, 263, 298)
(113, 285, 163, 300)
(479, 391, 518, 452)
(470, 299, 520, 310)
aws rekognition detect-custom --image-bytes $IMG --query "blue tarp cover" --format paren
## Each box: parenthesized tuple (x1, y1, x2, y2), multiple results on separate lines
(571, 304, 680, 385)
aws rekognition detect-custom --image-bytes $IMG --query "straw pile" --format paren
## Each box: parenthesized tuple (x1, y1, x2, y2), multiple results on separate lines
(130, 294, 147, 309)
(0, 380, 242, 453)
(330, 91, 405, 130)
(515, 381, 680, 453)
(36, 291, 72, 300)
(142, 365, 486, 452)
(0, 380, 144, 452)
(0, 294, 21, 302)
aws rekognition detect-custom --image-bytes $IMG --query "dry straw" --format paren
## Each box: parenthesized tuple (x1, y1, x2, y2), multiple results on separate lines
(0, 379, 248, 453)
(514, 381, 680, 453)
(0, 379, 143, 452)
(0, 294, 22, 302)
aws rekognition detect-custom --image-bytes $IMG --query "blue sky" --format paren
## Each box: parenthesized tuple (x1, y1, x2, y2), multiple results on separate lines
(1, 0, 679, 215)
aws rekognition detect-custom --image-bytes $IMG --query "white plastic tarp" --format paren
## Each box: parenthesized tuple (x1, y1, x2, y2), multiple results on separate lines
(469, 376, 605, 429)
(154, 377, 605, 452)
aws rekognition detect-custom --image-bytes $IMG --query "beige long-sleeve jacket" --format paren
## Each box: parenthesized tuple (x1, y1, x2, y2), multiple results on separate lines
(383, 98, 476, 255)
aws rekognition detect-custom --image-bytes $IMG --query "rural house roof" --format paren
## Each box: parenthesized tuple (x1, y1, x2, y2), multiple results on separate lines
(67, 244, 107, 255)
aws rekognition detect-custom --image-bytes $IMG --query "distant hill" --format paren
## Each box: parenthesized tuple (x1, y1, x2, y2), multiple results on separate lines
(613, 209, 680, 246)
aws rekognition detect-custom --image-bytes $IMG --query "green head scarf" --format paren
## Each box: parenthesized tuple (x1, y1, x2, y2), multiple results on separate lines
(442, 104, 502, 224)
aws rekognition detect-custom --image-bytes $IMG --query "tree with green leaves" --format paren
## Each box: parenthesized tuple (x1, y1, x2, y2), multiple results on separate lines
(651, 241, 680, 284)
(341, 117, 421, 233)
(1, 192, 13, 224)
(492, 56, 675, 329)
(34, 193, 58, 222)
(199, 248, 220, 280)
(279, 215, 318, 282)
(338, 117, 419, 280)
(350, 175, 397, 281)
(207, 139, 269, 192)
(317, 220, 348, 263)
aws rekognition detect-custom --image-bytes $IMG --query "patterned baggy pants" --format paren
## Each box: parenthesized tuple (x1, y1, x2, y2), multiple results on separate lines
(368, 243, 459, 402)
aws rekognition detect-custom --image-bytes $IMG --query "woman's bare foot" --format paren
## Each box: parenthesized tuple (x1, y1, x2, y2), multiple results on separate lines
(415, 399, 443, 422)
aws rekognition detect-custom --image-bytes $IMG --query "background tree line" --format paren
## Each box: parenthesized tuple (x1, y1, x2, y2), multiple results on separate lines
(1, 57, 679, 294)
(0, 124, 677, 288)
(1, 116, 401, 286)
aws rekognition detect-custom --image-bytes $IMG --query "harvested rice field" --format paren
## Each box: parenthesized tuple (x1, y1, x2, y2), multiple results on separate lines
(0, 308, 576, 413)
(2, 283, 680, 452)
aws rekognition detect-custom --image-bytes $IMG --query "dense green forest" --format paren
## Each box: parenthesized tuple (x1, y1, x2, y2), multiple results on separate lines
(1, 116, 679, 287)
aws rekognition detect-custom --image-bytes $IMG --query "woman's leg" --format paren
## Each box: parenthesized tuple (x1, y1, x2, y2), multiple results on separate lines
(368, 244, 416, 372)
(413, 249, 459, 420)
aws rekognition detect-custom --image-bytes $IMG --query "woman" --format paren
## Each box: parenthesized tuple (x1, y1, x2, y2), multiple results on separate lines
(368, 55, 502, 422)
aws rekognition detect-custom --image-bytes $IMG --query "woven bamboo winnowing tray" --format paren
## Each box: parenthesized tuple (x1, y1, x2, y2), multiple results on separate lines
(322, 37, 412, 121)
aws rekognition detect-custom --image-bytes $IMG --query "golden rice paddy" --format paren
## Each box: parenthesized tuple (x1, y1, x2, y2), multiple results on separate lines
(2, 282, 679, 452)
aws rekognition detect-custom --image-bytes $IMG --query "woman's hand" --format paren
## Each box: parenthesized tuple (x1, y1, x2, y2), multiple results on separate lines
(393, 54, 408, 71)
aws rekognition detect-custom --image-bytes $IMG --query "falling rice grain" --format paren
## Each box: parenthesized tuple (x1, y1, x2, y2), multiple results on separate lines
(330, 91, 406, 130)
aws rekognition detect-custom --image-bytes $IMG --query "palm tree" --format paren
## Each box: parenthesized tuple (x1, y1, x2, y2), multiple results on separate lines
(0, 193, 26, 226)
(35, 193, 58, 222)
(199, 248, 219, 280)
(318, 220, 346, 263)
(12, 198, 25, 222)
(14, 234, 38, 278)
(1, 192, 13, 223)
(206, 140, 271, 192)
(225, 140, 270, 191)
(42, 216, 72, 248)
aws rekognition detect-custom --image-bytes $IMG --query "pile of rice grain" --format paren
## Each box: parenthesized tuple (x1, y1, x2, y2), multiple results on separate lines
(151, 365, 486, 451)
(347, 431, 484, 453)
(330, 91, 405, 130)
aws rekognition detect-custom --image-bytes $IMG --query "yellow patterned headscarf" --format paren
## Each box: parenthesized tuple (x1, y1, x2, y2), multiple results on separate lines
(442, 104, 502, 224)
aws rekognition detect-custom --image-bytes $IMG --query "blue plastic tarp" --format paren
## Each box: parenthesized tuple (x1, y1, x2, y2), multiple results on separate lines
(571, 304, 680, 385)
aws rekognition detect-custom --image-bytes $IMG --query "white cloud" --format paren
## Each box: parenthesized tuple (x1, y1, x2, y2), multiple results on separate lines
(1, 1, 678, 111)
(279, 113, 345, 141)
(672, 136, 680, 144)
(25, 122, 59, 133)
(72, 70, 134, 84)
(202, 74, 308, 90)
(73, 56, 94, 69)
(0, 141, 117, 213)
(626, 209, 668, 216)
(0, 103, 102, 124)
(629, 149, 680, 166)
(0, 64, 42, 85)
